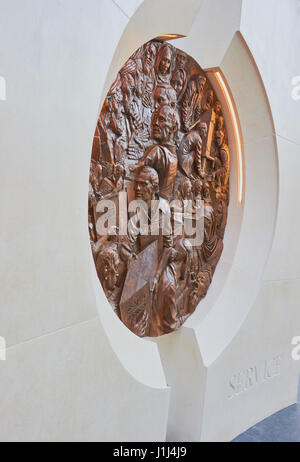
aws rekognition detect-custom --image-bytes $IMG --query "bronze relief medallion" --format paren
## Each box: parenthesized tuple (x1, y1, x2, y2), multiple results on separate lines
(89, 40, 230, 337)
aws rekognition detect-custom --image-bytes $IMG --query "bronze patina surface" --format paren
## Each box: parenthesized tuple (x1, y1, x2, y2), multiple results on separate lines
(89, 40, 230, 337)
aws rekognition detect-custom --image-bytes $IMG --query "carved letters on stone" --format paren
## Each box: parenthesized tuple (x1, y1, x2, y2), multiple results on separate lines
(89, 40, 230, 337)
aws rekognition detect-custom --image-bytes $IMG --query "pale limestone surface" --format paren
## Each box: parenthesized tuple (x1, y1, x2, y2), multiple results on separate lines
(112, 0, 143, 18)
(0, 0, 179, 442)
(155, 0, 300, 442)
(0, 0, 300, 442)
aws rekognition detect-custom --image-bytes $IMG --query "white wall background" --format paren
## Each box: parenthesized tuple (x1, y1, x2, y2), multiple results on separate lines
(0, 0, 299, 442)
(0, 0, 172, 442)
(155, 0, 300, 442)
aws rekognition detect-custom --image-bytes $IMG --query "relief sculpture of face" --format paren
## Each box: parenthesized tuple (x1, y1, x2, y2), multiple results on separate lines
(154, 84, 177, 110)
(171, 69, 185, 98)
(176, 51, 187, 69)
(159, 46, 172, 75)
(89, 39, 230, 337)
(143, 42, 156, 73)
(196, 75, 207, 93)
(135, 168, 158, 202)
(152, 105, 176, 144)
(200, 122, 208, 140)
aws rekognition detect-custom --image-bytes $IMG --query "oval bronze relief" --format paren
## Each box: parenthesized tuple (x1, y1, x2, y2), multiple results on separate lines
(89, 40, 230, 337)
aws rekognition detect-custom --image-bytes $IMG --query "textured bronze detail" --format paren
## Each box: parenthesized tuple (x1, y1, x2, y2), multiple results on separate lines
(89, 40, 230, 337)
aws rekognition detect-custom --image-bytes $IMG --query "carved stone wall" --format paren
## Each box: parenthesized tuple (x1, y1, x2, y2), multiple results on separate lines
(89, 39, 230, 337)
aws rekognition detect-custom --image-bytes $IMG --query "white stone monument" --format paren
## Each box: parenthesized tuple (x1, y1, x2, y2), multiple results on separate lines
(0, 0, 299, 442)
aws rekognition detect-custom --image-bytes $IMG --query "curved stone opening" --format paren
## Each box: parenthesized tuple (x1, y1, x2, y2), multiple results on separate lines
(87, 0, 277, 400)
(86, 0, 205, 389)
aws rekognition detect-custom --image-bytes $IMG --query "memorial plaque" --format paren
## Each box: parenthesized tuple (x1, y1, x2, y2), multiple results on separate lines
(89, 39, 230, 337)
